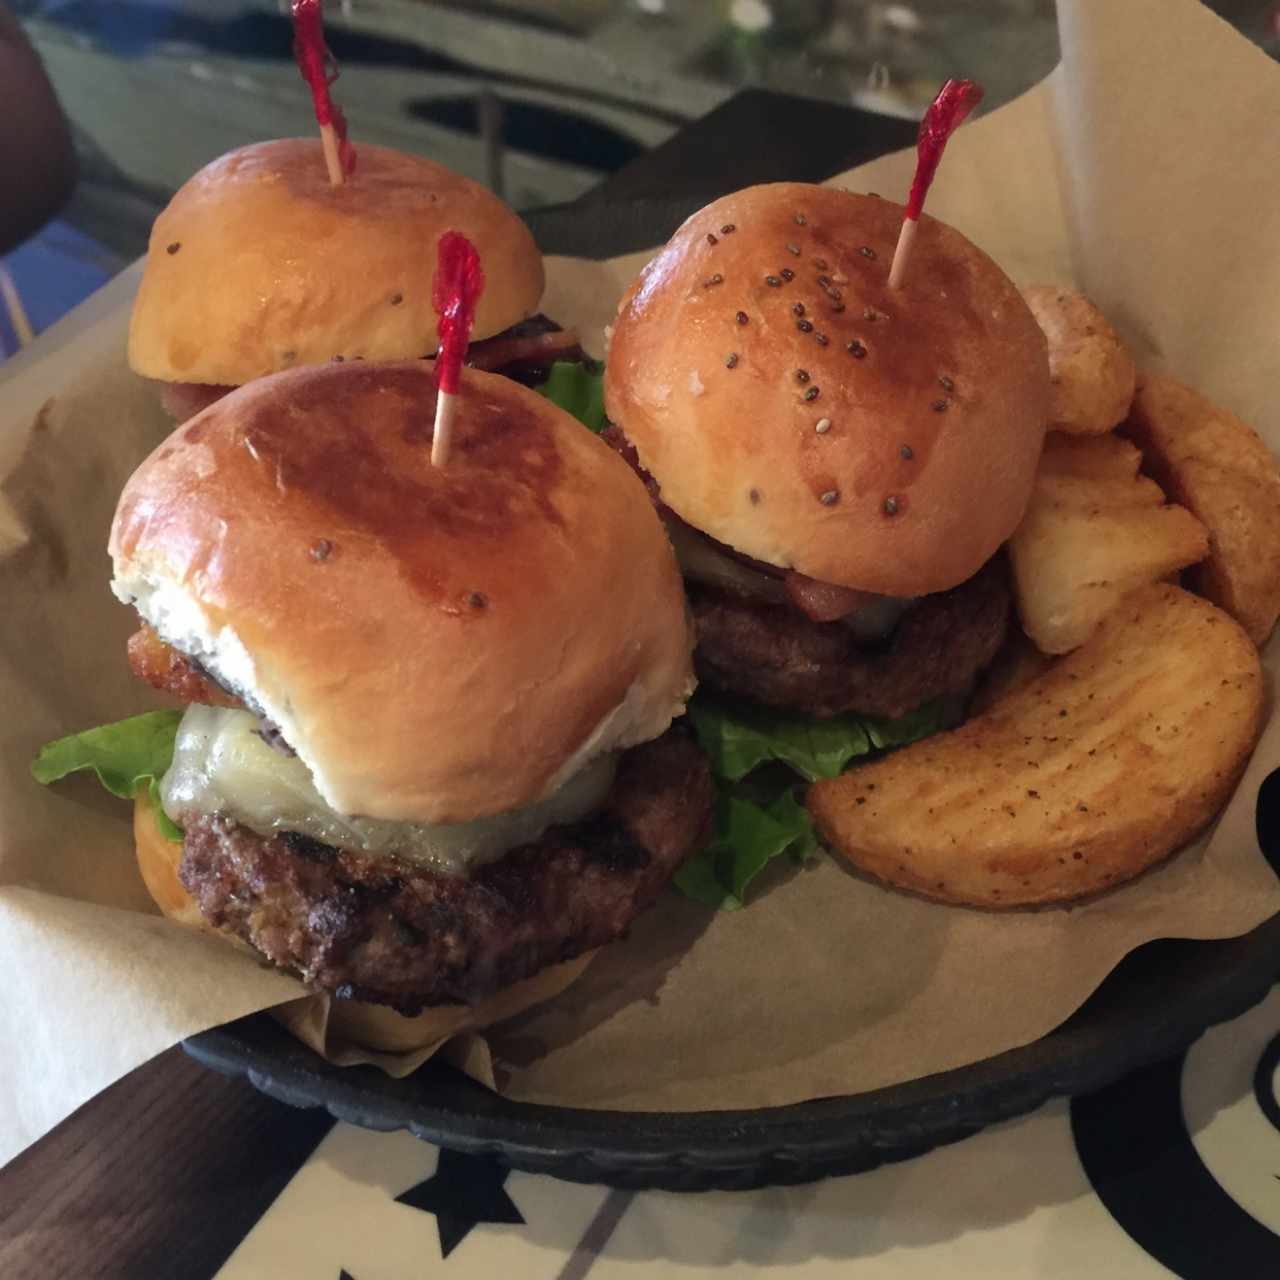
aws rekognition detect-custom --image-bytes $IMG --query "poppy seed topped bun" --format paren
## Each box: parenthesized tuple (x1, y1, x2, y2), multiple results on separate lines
(604, 183, 1050, 598)
(109, 361, 694, 826)
(128, 140, 544, 387)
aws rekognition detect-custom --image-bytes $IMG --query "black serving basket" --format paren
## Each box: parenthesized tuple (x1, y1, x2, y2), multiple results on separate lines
(187, 92, 1280, 1191)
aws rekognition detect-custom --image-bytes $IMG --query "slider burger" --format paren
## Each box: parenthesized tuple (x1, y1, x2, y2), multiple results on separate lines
(108, 360, 711, 1036)
(127, 140, 569, 421)
(603, 183, 1050, 724)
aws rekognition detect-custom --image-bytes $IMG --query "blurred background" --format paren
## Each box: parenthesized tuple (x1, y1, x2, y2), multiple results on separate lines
(4, 0, 1280, 351)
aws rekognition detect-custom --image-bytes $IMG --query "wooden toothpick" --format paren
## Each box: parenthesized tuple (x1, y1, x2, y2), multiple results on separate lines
(430, 231, 486, 468)
(888, 79, 984, 291)
(291, 0, 356, 187)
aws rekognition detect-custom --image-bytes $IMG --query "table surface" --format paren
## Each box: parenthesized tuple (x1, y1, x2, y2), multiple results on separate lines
(4, 86, 1280, 1280)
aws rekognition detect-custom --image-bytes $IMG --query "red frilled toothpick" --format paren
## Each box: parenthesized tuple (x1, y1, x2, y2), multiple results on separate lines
(431, 231, 485, 467)
(888, 79, 984, 290)
(291, 0, 356, 186)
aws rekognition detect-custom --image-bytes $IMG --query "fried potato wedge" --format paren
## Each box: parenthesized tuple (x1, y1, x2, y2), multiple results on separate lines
(807, 584, 1262, 908)
(1126, 372, 1280, 647)
(1023, 286, 1137, 435)
(1009, 433, 1209, 654)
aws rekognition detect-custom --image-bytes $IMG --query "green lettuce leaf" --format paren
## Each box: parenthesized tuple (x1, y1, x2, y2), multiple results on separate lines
(688, 696, 948, 783)
(534, 360, 606, 431)
(677, 695, 952, 909)
(31, 710, 184, 841)
(674, 781, 817, 911)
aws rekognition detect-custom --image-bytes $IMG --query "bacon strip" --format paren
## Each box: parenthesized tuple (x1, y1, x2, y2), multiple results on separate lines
(127, 626, 242, 708)
(783, 572, 877, 623)
(466, 328, 583, 373)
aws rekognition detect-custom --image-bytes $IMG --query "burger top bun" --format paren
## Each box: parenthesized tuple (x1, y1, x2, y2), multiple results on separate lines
(128, 140, 544, 386)
(131, 797, 592, 1055)
(604, 183, 1050, 598)
(110, 362, 694, 826)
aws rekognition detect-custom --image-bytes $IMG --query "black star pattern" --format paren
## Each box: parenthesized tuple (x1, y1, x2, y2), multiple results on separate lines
(338, 1271, 356, 1279)
(395, 1148, 525, 1259)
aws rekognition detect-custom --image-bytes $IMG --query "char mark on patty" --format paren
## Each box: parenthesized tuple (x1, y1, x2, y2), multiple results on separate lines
(179, 727, 713, 1013)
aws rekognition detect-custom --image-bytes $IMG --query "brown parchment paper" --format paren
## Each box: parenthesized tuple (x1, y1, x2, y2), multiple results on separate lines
(4, 0, 1280, 1166)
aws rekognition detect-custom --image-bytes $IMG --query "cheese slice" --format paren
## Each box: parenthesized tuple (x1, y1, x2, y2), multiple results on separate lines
(161, 705, 617, 876)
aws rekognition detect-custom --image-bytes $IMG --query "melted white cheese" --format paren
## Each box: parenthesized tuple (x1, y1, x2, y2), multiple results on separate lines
(161, 706, 617, 876)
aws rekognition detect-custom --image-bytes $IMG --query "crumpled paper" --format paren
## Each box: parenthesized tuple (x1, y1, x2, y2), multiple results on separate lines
(2, 0, 1278, 1169)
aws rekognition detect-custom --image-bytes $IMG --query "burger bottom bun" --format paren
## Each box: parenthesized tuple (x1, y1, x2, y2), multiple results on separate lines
(132, 797, 593, 1061)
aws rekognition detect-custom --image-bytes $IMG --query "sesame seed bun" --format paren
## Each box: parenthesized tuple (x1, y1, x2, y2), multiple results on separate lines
(110, 361, 694, 825)
(604, 183, 1050, 597)
(128, 139, 544, 387)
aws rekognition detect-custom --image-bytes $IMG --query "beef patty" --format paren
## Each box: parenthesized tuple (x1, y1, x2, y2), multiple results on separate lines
(179, 727, 713, 1013)
(690, 556, 1012, 720)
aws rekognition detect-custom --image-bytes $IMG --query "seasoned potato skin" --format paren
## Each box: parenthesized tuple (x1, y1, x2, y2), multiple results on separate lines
(808, 584, 1263, 908)
(1125, 371, 1280, 647)
(1024, 286, 1136, 435)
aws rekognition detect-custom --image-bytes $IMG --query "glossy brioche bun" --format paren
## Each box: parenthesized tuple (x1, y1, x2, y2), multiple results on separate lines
(128, 139, 544, 386)
(132, 798, 591, 1055)
(110, 362, 694, 826)
(604, 183, 1050, 597)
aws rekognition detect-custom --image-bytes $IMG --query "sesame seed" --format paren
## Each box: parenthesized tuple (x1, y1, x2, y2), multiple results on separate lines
(860, 246, 877, 259)
(787, 243, 801, 255)
(721, 223, 737, 234)
(864, 307, 879, 321)
(468, 591, 489, 609)
(932, 398, 949, 412)
(817, 275, 832, 288)
(792, 302, 806, 316)
(900, 444, 914, 460)
(736, 310, 749, 325)
(831, 302, 846, 313)
(819, 489, 839, 505)
(814, 332, 829, 346)
(703, 273, 724, 288)
(780, 268, 795, 281)
(847, 339, 867, 358)
(797, 319, 813, 333)
(310, 538, 334, 562)
(814, 258, 829, 270)
(939, 374, 955, 391)
(282, 349, 297, 362)
(749, 487, 761, 505)
(804, 386, 820, 402)
(815, 418, 832, 434)
(765, 275, 782, 287)
(390, 292, 404, 305)
(707, 232, 719, 246)
(795, 369, 810, 383)
(331, 354, 345, 363)
(883, 496, 900, 515)
(725, 352, 739, 368)
(166, 242, 181, 255)
(794, 213, 807, 225)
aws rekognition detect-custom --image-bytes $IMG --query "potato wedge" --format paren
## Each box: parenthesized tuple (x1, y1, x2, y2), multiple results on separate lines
(1125, 372, 1280, 647)
(1009, 433, 1208, 654)
(1023, 286, 1137, 435)
(807, 584, 1262, 908)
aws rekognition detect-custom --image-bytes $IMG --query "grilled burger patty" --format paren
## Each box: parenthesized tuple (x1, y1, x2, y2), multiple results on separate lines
(690, 556, 1012, 720)
(179, 727, 713, 1013)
